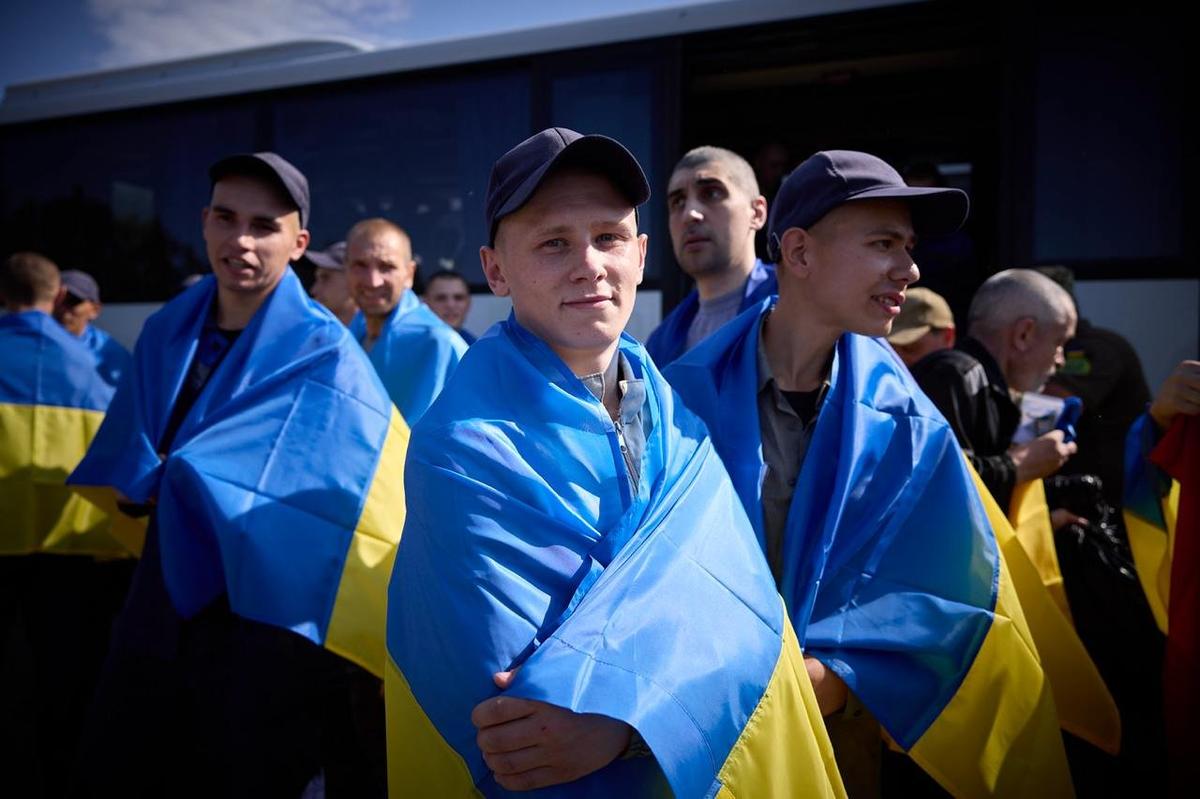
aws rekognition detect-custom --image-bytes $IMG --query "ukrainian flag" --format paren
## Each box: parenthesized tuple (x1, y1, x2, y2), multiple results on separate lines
(0, 310, 132, 556)
(386, 318, 844, 798)
(667, 300, 1076, 797)
(349, 289, 467, 425)
(68, 271, 407, 675)
(1124, 412, 1180, 633)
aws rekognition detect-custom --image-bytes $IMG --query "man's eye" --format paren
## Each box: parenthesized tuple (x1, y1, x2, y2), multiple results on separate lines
(542, 238, 566, 249)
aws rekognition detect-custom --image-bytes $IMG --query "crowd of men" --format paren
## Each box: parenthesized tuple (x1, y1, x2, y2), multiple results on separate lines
(2, 126, 1197, 799)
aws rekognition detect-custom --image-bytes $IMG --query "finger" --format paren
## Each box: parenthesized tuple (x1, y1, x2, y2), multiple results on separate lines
(471, 695, 538, 730)
(477, 714, 544, 754)
(483, 743, 549, 776)
(493, 669, 517, 690)
(494, 766, 569, 792)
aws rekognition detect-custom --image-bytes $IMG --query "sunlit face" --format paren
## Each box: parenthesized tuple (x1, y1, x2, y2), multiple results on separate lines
(202, 175, 307, 300)
(345, 229, 415, 318)
(1010, 314, 1076, 393)
(779, 199, 919, 338)
(424, 275, 471, 328)
(54, 293, 99, 337)
(310, 267, 354, 316)
(480, 169, 647, 370)
(666, 162, 765, 279)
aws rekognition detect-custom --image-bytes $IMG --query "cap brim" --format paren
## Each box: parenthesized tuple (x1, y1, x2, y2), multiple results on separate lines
(887, 324, 932, 346)
(492, 135, 651, 242)
(209, 154, 306, 226)
(850, 185, 969, 238)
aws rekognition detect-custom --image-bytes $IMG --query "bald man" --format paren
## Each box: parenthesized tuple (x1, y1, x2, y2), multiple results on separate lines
(345, 218, 467, 424)
(911, 268, 1078, 508)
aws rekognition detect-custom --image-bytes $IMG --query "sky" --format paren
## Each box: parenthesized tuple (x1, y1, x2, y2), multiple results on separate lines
(0, 0, 722, 89)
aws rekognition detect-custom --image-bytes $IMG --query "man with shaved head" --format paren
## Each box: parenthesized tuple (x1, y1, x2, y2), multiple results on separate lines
(645, 146, 775, 365)
(913, 267, 1079, 508)
(345, 217, 467, 423)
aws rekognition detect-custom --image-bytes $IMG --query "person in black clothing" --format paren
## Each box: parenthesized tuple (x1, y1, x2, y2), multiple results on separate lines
(1036, 266, 1153, 508)
(909, 268, 1078, 510)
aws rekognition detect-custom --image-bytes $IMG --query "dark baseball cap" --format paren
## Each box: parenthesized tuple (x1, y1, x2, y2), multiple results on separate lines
(208, 151, 310, 229)
(303, 241, 346, 272)
(767, 150, 968, 261)
(61, 269, 100, 303)
(485, 127, 651, 246)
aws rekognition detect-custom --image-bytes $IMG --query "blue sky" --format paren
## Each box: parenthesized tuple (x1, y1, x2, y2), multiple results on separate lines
(0, 0, 720, 88)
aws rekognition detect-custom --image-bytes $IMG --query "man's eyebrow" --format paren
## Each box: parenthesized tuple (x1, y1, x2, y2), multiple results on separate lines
(693, 176, 728, 190)
(865, 226, 910, 239)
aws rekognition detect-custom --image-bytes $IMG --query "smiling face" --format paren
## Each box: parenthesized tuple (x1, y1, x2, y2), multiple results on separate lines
(777, 199, 920, 338)
(666, 160, 766, 280)
(480, 168, 647, 375)
(345, 227, 415, 319)
(202, 175, 308, 303)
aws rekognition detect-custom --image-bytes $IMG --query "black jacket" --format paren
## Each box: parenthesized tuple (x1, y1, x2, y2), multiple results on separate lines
(911, 337, 1021, 508)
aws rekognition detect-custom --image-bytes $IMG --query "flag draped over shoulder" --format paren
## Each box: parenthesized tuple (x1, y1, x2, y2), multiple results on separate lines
(644, 259, 776, 367)
(0, 311, 127, 555)
(386, 317, 844, 799)
(349, 289, 467, 425)
(666, 299, 1074, 798)
(1124, 413, 1199, 781)
(68, 271, 407, 675)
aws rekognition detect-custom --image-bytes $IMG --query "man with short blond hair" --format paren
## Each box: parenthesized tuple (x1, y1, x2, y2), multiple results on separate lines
(385, 128, 842, 798)
(346, 217, 466, 423)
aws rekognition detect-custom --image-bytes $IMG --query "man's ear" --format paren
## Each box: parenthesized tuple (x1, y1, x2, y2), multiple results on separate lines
(480, 246, 511, 297)
(1011, 317, 1037, 353)
(777, 227, 812, 280)
(749, 195, 768, 231)
(289, 229, 311, 262)
(404, 259, 417, 291)
(636, 233, 648, 287)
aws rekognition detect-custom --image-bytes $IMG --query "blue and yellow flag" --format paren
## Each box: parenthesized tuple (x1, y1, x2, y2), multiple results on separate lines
(1123, 412, 1179, 634)
(386, 317, 844, 798)
(68, 271, 407, 675)
(0, 310, 131, 556)
(349, 289, 467, 425)
(667, 300, 1073, 798)
(644, 259, 776, 367)
(80, 322, 133, 388)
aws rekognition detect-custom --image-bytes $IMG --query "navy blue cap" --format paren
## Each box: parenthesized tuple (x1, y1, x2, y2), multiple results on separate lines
(767, 150, 968, 261)
(485, 127, 651, 246)
(60, 269, 100, 303)
(303, 241, 346, 272)
(209, 151, 310, 229)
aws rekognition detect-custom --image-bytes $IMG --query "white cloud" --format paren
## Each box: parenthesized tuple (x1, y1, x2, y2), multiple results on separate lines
(86, 0, 412, 68)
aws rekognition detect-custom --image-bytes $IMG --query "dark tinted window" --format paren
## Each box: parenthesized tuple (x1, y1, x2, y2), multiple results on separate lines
(272, 69, 531, 285)
(0, 101, 257, 300)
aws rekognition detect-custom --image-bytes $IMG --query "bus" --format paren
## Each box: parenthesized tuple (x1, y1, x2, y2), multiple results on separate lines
(1, 0, 1191, 389)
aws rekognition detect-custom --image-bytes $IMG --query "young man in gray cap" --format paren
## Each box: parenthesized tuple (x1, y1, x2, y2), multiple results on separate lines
(645, 146, 775, 366)
(305, 241, 358, 325)
(53, 268, 132, 387)
(386, 128, 841, 797)
(72, 152, 395, 797)
(667, 151, 1073, 797)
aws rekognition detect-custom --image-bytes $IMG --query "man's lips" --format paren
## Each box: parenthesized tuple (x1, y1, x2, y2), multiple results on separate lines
(873, 292, 904, 317)
(563, 295, 612, 309)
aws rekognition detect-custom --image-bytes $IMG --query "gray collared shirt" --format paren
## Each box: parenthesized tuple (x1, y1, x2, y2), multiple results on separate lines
(580, 352, 649, 493)
(755, 324, 830, 584)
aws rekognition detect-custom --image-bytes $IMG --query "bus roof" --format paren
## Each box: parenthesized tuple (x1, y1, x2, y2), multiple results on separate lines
(0, 0, 907, 125)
